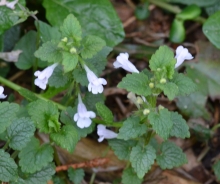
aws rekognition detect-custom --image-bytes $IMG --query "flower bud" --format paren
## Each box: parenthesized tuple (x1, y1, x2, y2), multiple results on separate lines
(160, 78, 166, 84)
(157, 68, 161, 72)
(158, 105, 164, 110)
(149, 82, 154, 88)
(61, 37, 68, 42)
(137, 97, 143, 105)
(70, 47, 77, 54)
(143, 109, 150, 115)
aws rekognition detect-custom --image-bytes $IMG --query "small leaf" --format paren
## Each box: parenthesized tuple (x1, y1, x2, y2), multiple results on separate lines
(0, 102, 19, 134)
(34, 40, 62, 63)
(72, 67, 88, 86)
(48, 64, 70, 88)
(84, 92, 105, 112)
(0, 150, 18, 182)
(148, 109, 173, 140)
(81, 35, 106, 59)
(60, 14, 82, 43)
(156, 141, 187, 169)
(118, 72, 151, 96)
(7, 117, 35, 150)
(190, 123, 211, 141)
(108, 139, 137, 160)
(122, 167, 143, 184)
(62, 52, 78, 73)
(68, 168, 85, 184)
(176, 5, 201, 20)
(28, 99, 60, 133)
(118, 116, 147, 140)
(96, 102, 113, 123)
(157, 82, 179, 100)
(170, 112, 190, 139)
(50, 125, 79, 153)
(213, 160, 220, 181)
(18, 137, 54, 173)
(130, 144, 156, 178)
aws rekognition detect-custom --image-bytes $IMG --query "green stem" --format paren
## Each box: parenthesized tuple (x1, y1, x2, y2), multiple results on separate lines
(89, 172, 96, 184)
(148, 0, 206, 23)
(53, 146, 61, 166)
(212, 123, 220, 131)
(93, 118, 122, 128)
(2, 141, 9, 150)
(11, 150, 19, 159)
(145, 130, 154, 145)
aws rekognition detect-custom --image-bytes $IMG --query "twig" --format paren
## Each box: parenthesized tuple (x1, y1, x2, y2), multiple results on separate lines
(55, 158, 109, 172)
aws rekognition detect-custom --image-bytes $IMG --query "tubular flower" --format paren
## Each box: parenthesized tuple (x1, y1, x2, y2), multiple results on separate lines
(6, 0, 18, 9)
(97, 124, 118, 142)
(34, 63, 58, 90)
(175, 46, 193, 68)
(113, 53, 139, 73)
(74, 94, 96, 129)
(0, 86, 7, 99)
(84, 65, 107, 94)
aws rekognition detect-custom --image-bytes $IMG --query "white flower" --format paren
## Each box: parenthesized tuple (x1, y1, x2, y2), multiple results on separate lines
(0, 50, 22, 62)
(84, 65, 107, 94)
(97, 124, 118, 142)
(6, 0, 18, 9)
(175, 46, 193, 68)
(113, 53, 139, 73)
(0, 86, 7, 99)
(74, 94, 96, 129)
(34, 63, 58, 90)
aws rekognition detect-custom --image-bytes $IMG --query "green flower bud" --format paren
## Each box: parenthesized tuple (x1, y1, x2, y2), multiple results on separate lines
(143, 109, 150, 115)
(160, 78, 166, 84)
(158, 105, 164, 110)
(61, 37, 68, 42)
(137, 97, 143, 105)
(70, 47, 77, 54)
(149, 82, 154, 88)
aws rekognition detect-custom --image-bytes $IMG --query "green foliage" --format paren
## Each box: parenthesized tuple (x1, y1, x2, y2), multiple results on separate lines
(62, 51, 78, 73)
(203, 11, 220, 49)
(118, 116, 147, 140)
(96, 102, 113, 123)
(169, 19, 185, 43)
(68, 168, 85, 184)
(205, 2, 220, 15)
(0, 102, 19, 134)
(130, 144, 156, 178)
(157, 141, 187, 169)
(170, 112, 190, 138)
(43, 0, 124, 47)
(122, 167, 143, 184)
(7, 117, 35, 150)
(148, 109, 173, 140)
(176, 5, 201, 20)
(157, 82, 179, 100)
(50, 125, 79, 153)
(108, 139, 137, 160)
(118, 72, 151, 96)
(72, 67, 88, 86)
(18, 137, 54, 173)
(213, 160, 220, 181)
(135, 2, 149, 20)
(28, 99, 60, 133)
(165, 0, 218, 7)
(84, 92, 105, 112)
(190, 123, 211, 141)
(0, 150, 18, 182)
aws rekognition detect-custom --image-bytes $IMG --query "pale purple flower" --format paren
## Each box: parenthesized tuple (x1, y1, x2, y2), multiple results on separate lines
(6, 0, 18, 9)
(0, 86, 7, 99)
(175, 46, 193, 68)
(84, 65, 107, 94)
(113, 53, 139, 73)
(34, 63, 58, 90)
(74, 94, 96, 129)
(97, 124, 118, 142)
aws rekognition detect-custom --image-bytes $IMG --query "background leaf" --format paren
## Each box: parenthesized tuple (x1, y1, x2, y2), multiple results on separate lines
(68, 168, 85, 184)
(96, 102, 113, 123)
(121, 167, 143, 184)
(165, 0, 218, 7)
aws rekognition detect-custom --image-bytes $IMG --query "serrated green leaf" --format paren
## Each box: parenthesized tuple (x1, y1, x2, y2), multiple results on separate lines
(84, 92, 105, 112)
(156, 141, 187, 169)
(118, 116, 147, 140)
(34, 40, 62, 63)
(149, 46, 176, 79)
(36, 20, 61, 43)
(18, 88, 38, 102)
(43, 0, 124, 47)
(203, 11, 220, 49)
(81, 35, 106, 59)
(25, 163, 55, 184)
(68, 168, 85, 184)
(118, 72, 151, 96)
(108, 139, 137, 160)
(96, 102, 113, 123)
(130, 144, 156, 178)
(122, 167, 143, 184)
(48, 64, 70, 88)
(72, 67, 88, 86)
(28, 99, 60, 133)
(60, 107, 95, 138)
(62, 52, 78, 73)
(213, 160, 220, 181)
(165, 0, 218, 6)
(18, 137, 54, 173)
(157, 82, 179, 100)
(14, 31, 47, 69)
(50, 125, 79, 153)
(171, 73, 196, 96)
(60, 14, 82, 44)
(170, 112, 190, 139)
(148, 109, 173, 140)
(190, 122, 211, 141)
(0, 150, 18, 182)
(0, 102, 19, 134)
(52, 176, 66, 184)
(7, 117, 35, 150)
